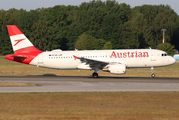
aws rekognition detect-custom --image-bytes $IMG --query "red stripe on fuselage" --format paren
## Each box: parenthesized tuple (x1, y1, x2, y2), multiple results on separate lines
(5, 46, 43, 64)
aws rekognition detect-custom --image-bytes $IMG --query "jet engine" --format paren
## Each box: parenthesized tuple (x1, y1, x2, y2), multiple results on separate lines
(103, 64, 126, 75)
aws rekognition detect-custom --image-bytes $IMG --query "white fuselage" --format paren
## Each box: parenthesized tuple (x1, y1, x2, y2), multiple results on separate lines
(30, 49, 176, 70)
(6, 25, 176, 77)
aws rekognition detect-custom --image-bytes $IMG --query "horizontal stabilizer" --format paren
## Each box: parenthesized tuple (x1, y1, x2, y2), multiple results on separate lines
(8, 55, 27, 58)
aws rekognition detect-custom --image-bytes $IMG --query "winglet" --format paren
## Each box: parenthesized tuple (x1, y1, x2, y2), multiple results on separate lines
(73, 55, 78, 60)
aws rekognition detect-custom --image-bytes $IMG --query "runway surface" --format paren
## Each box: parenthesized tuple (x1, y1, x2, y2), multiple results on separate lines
(0, 76, 179, 92)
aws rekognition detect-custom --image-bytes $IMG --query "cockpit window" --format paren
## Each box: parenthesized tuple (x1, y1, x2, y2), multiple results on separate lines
(162, 53, 169, 56)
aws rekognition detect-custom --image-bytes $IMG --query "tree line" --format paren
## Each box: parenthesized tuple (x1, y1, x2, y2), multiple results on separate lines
(0, 0, 178, 55)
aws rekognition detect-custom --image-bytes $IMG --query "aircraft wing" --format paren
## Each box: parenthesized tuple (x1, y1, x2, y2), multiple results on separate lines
(73, 55, 109, 69)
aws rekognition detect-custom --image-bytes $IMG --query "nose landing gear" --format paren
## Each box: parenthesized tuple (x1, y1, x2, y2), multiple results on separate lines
(151, 67, 155, 78)
(151, 73, 155, 78)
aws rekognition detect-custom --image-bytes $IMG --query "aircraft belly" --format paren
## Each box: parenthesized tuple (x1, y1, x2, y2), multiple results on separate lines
(30, 56, 79, 69)
(126, 58, 154, 67)
(42, 59, 77, 69)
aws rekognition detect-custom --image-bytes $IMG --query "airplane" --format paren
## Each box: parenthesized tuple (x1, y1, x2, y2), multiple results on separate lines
(5, 25, 176, 78)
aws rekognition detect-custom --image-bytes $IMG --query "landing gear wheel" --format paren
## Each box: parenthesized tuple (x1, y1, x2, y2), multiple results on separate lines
(92, 73, 98, 78)
(151, 67, 155, 78)
(151, 73, 155, 78)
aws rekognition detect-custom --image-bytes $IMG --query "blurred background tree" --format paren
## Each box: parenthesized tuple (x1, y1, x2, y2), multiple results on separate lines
(156, 43, 176, 55)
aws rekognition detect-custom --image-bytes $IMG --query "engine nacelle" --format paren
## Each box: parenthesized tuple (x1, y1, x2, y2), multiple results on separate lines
(103, 64, 126, 75)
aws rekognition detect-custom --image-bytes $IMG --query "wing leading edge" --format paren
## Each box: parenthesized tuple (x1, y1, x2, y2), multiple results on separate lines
(73, 55, 109, 70)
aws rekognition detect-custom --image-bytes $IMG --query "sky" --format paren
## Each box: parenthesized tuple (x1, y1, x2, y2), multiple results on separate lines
(0, 0, 179, 15)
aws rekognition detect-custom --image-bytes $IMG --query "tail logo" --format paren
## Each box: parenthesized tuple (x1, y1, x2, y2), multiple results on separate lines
(14, 38, 26, 46)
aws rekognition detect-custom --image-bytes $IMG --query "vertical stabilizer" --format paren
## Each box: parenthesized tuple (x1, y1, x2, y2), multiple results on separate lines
(7, 25, 41, 53)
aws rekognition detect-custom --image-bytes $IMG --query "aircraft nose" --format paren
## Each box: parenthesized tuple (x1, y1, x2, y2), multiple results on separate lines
(171, 57, 176, 64)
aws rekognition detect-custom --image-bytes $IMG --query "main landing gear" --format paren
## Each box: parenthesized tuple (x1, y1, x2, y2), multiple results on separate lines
(92, 72, 98, 78)
(151, 67, 155, 78)
(92, 68, 100, 78)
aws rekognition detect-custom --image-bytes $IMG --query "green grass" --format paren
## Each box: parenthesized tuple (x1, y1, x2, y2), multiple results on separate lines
(0, 92, 179, 120)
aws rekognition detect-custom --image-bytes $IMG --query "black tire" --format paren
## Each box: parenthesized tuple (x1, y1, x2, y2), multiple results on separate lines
(92, 73, 98, 78)
(151, 73, 155, 78)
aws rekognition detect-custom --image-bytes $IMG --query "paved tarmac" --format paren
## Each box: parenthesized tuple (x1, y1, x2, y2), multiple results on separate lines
(0, 76, 179, 92)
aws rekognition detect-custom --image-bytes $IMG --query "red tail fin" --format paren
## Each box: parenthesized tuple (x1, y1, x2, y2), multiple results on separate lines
(7, 25, 42, 53)
(5, 25, 43, 64)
